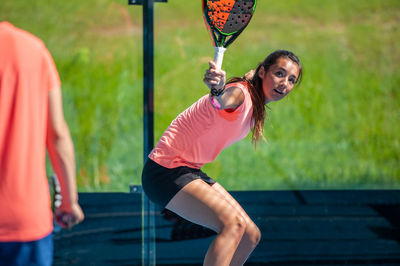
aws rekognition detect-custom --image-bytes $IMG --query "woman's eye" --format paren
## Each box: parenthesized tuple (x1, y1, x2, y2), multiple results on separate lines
(275, 71, 283, 77)
(289, 78, 296, 84)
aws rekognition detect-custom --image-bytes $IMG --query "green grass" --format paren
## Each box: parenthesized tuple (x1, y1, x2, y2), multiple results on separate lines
(2, 0, 399, 191)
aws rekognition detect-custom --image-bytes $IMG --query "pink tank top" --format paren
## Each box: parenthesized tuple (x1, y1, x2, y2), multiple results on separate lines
(149, 82, 253, 169)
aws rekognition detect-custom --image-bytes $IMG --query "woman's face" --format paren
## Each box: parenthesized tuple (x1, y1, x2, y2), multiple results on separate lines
(258, 57, 300, 103)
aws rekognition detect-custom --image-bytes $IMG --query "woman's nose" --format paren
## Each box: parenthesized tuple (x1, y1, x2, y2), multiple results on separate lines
(279, 81, 287, 90)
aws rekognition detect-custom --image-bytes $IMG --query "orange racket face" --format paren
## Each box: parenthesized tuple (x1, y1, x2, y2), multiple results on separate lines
(203, 0, 256, 38)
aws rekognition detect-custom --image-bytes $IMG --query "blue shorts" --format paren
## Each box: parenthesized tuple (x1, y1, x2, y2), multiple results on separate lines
(0, 233, 53, 266)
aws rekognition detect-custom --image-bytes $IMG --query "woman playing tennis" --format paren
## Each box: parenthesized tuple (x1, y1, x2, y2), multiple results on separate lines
(142, 50, 302, 266)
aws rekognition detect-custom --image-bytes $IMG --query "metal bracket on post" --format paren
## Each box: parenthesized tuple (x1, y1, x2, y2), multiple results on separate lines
(128, 0, 167, 265)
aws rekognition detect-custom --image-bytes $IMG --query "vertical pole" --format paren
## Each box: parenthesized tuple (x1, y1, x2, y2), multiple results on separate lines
(143, 0, 154, 153)
(142, 0, 156, 265)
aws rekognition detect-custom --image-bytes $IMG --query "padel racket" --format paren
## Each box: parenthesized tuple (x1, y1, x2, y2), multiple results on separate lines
(51, 174, 62, 210)
(203, 0, 256, 70)
(51, 174, 76, 229)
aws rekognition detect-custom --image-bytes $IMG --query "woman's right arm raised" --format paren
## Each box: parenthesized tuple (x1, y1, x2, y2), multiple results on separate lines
(204, 61, 244, 110)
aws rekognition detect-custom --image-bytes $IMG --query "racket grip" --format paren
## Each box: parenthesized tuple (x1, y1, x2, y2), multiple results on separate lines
(214, 47, 226, 69)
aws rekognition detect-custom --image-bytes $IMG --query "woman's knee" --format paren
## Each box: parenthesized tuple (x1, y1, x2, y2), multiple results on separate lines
(221, 213, 247, 239)
(245, 222, 261, 247)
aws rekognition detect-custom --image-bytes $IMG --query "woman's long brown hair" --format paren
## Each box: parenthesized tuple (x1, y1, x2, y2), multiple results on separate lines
(227, 50, 303, 145)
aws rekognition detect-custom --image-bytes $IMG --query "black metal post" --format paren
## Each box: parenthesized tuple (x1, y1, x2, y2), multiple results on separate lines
(142, 0, 154, 155)
(128, 0, 166, 264)
(142, 0, 156, 265)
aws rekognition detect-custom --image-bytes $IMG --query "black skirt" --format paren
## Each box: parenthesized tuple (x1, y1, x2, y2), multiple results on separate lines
(141, 158, 216, 208)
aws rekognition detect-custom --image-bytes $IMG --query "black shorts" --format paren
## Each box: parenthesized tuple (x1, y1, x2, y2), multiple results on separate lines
(141, 158, 216, 209)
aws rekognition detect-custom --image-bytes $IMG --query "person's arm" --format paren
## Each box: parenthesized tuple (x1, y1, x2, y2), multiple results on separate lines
(47, 86, 84, 229)
(209, 86, 245, 110)
(204, 61, 244, 110)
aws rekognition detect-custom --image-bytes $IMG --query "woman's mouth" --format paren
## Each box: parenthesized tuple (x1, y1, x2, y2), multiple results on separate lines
(273, 88, 283, 95)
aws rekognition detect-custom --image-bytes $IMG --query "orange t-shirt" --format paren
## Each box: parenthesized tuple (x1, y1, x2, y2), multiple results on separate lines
(149, 82, 253, 169)
(0, 22, 60, 241)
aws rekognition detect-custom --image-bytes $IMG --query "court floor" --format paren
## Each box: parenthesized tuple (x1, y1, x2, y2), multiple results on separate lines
(54, 189, 400, 265)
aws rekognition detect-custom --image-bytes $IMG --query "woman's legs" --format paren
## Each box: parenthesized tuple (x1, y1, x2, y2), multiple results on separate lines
(165, 179, 247, 266)
(210, 182, 261, 265)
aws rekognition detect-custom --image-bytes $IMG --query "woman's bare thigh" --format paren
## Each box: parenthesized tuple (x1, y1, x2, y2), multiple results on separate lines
(210, 182, 254, 224)
(165, 179, 243, 233)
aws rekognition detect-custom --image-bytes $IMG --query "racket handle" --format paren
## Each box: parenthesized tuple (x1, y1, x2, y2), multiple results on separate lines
(214, 47, 226, 69)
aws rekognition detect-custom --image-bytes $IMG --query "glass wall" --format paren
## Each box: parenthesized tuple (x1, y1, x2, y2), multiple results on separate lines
(3, 0, 398, 191)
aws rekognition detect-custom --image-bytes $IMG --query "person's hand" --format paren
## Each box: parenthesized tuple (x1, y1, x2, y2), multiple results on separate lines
(55, 202, 84, 230)
(203, 60, 226, 92)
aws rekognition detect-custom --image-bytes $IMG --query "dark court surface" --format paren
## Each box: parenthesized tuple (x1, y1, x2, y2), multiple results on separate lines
(54, 190, 400, 265)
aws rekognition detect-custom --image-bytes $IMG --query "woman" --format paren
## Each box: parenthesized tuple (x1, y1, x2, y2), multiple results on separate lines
(142, 50, 302, 266)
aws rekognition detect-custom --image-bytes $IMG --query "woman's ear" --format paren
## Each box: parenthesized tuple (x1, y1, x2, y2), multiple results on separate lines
(258, 66, 265, 79)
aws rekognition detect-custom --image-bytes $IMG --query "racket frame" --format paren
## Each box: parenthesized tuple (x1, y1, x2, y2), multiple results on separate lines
(202, 0, 256, 69)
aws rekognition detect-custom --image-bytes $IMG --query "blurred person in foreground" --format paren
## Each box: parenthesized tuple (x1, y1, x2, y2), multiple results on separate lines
(0, 21, 84, 266)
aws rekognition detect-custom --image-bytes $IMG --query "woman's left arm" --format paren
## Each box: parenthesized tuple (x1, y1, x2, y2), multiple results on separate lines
(210, 86, 244, 110)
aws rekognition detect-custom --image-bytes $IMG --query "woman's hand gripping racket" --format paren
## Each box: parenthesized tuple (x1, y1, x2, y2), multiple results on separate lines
(202, 0, 257, 96)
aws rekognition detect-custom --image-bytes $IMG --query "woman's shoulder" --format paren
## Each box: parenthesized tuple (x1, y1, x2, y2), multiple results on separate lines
(226, 80, 250, 98)
(217, 82, 248, 111)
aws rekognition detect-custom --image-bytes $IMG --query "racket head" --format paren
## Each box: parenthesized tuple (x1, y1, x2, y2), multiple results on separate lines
(203, 0, 256, 47)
